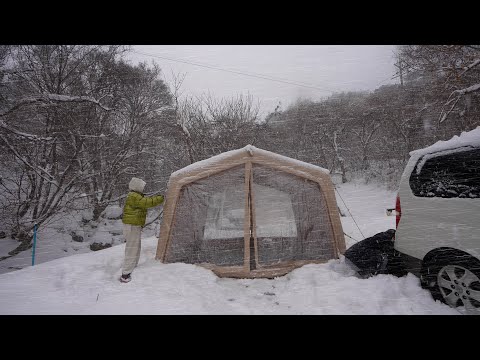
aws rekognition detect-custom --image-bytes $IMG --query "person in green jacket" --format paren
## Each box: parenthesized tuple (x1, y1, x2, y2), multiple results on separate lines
(120, 177, 164, 283)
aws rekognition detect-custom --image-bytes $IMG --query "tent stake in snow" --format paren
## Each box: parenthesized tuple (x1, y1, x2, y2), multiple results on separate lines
(31, 223, 37, 266)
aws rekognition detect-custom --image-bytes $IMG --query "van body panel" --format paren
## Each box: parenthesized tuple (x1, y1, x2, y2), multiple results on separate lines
(394, 150, 480, 261)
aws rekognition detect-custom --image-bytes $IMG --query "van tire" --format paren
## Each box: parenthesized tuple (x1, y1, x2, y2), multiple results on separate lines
(421, 248, 480, 314)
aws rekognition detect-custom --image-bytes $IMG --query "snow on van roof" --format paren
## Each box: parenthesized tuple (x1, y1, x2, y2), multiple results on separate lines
(410, 126, 480, 157)
(171, 145, 330, 178)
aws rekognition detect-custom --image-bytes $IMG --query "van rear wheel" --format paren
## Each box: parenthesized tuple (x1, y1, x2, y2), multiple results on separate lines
(422, 250, 480, 315)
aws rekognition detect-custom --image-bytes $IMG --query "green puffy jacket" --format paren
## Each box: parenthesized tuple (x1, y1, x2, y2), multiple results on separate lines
(122, 191, 164, 226)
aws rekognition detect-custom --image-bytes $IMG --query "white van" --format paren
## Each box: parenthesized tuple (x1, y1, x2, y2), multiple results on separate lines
(394, 127, 480, 315)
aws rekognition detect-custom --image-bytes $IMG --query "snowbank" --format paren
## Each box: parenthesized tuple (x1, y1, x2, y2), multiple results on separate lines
(0, 237, 457, 315)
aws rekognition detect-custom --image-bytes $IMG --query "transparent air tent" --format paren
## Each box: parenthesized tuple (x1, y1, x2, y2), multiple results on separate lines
(156, 145, 345, 278)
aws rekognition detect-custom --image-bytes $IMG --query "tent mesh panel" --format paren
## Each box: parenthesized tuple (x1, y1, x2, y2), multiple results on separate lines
(165, 163, 335, 269)
(166, 165, 245, 266)
(252, 164, 335, 266)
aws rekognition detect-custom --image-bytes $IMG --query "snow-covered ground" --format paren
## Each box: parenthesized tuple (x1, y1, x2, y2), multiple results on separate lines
(0, 180, 459, 314)
(0, 206, 160, 275)
(336, 180, 398, 247)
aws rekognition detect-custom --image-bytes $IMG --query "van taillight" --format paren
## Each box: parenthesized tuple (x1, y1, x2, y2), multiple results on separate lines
(395, 194, 401, 229)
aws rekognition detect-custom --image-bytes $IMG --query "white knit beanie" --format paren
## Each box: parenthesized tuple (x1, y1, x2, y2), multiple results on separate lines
(129, 177, 146, 193)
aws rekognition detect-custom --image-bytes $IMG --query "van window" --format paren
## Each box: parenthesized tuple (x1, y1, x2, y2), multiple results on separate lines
(409, 148, 480, 198)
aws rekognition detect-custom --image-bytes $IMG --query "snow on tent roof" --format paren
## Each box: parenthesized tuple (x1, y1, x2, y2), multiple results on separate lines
(171, 145, 330, 179)
(410, 126, 480, 157)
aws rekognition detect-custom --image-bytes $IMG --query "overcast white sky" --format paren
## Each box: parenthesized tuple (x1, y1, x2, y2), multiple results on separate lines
(128, 45, 398, 119)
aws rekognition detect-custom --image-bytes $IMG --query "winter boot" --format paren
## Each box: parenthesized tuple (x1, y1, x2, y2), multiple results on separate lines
(119, 273, 131, 283)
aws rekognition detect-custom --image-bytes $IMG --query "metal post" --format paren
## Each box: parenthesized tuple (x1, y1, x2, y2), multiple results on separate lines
(31, 223, 37, 266)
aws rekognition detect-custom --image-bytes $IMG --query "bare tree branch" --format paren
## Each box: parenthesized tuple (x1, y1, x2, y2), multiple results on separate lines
(0, 94, 113, 118)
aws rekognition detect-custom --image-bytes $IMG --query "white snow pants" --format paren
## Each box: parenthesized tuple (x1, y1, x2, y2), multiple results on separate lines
(122, 224, 142, 275)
